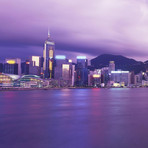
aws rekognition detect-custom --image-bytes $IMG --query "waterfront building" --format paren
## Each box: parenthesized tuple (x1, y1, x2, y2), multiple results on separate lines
(101, 67, 109, 86)
(16, 75, 44, 88)
(0, 73, 20, 87)
(54, 55, 74, 87)
(54, 55, 66, 80)
(130, 71, 135, 85)
(43, 31, 55, 79)
(77, 56, 88, 68)
(29, 56, 41, 76)
(75, 56, 88, 87)
(88, 69, 101, 87)
(134, 72, 143, 86)
(21, 60, 30, 75)
(4, 58, 21, 75)
(142, 80, 148, 86)
(110, 70, 130, 86)
(142, 72, 148, 81)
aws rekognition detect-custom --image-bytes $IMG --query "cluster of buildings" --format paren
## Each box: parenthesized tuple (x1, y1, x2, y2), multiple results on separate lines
(0, 32, 148, 88)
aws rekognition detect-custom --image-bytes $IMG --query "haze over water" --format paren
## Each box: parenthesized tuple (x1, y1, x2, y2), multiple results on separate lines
(1, 88, 148, 148)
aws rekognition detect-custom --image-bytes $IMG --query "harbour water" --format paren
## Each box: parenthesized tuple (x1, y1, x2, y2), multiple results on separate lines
(1, 88, 148, 148)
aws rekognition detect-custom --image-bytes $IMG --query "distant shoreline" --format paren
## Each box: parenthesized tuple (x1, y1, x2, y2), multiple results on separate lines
(0, 87, 146, 91)
(0, 87, 64, 91)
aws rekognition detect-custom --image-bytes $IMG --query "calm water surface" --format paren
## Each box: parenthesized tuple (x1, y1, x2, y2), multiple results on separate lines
(0, 88, 148, 148)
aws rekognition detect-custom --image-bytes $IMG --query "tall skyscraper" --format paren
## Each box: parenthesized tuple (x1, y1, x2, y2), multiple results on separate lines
(75, 56, 88, 87)
(43, 30, 55, 78)
(54, 55, 66, 80)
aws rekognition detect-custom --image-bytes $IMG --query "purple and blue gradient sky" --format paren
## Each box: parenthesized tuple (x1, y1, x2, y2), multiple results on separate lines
(1, 0, 148, 61)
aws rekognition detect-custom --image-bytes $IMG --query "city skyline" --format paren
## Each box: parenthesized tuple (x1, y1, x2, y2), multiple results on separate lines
(1, 0, 148, 61)
(1, 1, 148, 147)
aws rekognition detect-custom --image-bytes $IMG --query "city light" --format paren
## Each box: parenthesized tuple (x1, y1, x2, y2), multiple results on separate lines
(111, 71, 129, 74)
(55, 55, 66, 59)
(62, 64, 69, 70)
(32, 56, 39, 66)
(77, 56, 86, 59)
(110, 61, 115, 64)
(6, 60, 15, 64)
(69, 59, 72, 63)
(93, 74, 101, 78)
(26, 62, 30, 64)
(113, 83, 120, 87)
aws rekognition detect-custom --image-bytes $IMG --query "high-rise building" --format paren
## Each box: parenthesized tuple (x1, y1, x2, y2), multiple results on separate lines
(43, 30, 55, 79)
(88, 69, 101, 87)
(21, 60, 30, 75)
(75, 56, 88, 87)
(77, 56, 88, 68)
(29, 56, 41, 76)
(54, 55, 66, 80)
(130, 71, 135, 85)
(101, 67, 109, 86)
(110, 70, 130, 86)
(54, 55, 74, 87)
(4, 58, 21, 75)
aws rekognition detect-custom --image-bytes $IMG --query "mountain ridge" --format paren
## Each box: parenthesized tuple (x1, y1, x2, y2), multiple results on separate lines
(90, 54, 147, 74)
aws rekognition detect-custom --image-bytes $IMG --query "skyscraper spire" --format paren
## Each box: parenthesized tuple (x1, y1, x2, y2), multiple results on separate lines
(48, 28, 50, 38)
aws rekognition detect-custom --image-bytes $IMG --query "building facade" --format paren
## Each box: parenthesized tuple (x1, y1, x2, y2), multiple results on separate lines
(110, 70, 130, 86)
(29, 56, 41, 76)
(54, 55, 74, 87)
(75, 56, 88, 87)
(4, 58, 21, 75)
(43, 31, 55, 79)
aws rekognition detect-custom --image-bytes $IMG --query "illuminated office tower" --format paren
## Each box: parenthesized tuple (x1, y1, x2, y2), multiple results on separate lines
(63, 60, 74, 84)
(62, 64, 70, 80)
(54, 55, 74, 86)
(54, 55, 66, 80)
(43, 31, 55, 78)
(75, 56, 88, 87)
(29, 56, 41, 76)
(109, 61, 115, 74)
(4, 58, 21, 75)
(77, 56, 88, 68)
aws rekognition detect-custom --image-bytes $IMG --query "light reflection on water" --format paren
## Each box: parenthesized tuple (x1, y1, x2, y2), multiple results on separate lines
(1, 88, 148, 148)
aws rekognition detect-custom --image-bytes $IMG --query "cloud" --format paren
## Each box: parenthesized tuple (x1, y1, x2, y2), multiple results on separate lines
(0, 0, 148, 61)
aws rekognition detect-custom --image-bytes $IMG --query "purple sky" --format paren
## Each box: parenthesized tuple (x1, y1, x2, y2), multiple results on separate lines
(1, 0, 148, 61)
